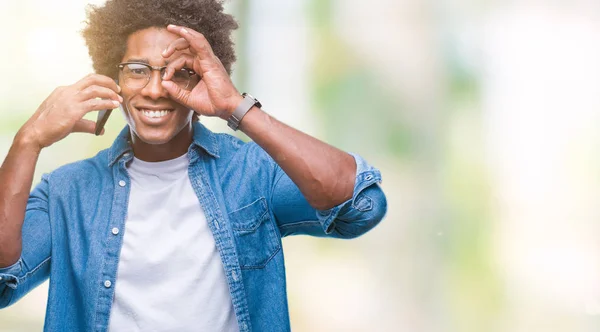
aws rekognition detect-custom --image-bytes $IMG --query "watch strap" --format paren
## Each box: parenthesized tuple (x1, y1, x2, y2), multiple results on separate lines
(227, 93, 260, 131)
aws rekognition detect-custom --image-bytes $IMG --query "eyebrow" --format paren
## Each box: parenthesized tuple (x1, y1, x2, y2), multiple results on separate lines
(125, 58, 170, 65)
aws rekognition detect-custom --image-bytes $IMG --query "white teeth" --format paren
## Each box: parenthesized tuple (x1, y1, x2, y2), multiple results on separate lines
(141, 109, 171, 118)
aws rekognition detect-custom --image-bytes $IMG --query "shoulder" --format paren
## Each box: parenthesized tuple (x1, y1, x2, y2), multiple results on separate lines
(46, 148, 111, 184)
(213, 133, 272, 165)
(210, 133, 279, 185)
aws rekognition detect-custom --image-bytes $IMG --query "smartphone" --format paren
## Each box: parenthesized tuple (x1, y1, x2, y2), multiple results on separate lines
(95, 80, 120, 136)
(95, 109, 113, 136)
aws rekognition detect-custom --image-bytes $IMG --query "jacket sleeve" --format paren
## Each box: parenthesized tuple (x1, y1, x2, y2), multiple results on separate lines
(0, 174, 52, 309)
(271, 153, 387, 238)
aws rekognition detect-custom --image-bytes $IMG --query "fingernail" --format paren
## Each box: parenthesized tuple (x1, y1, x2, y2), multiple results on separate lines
(181, 28, 188, 34)
(113, 100, 120, 107)
(168, 24, 176, 29)
(162, 49, 168, 56)
(118, 95, 123, 102)
(117, 85, 121, 93)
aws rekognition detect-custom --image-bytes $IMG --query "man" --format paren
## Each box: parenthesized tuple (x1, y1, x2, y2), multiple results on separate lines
(0, 0, 387, 331)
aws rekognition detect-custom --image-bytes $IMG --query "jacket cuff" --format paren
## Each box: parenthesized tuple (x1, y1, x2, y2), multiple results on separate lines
(0, 259, 22, 290)
(316, 153, 382, 234)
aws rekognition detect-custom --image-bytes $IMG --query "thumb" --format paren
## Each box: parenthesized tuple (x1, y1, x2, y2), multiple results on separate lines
(72, 119, 102, 135)
(162, 80, 191, 106)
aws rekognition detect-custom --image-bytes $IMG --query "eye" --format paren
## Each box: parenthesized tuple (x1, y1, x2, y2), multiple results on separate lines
(172, 68, 193, 82)
(123, 64, 149, 77)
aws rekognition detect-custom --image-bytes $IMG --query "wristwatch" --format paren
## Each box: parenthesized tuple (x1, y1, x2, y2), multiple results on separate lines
(227, 93, 262, 131)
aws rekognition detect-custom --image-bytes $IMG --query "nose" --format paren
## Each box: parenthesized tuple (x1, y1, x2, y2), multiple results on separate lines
(140, 70, 168, 100)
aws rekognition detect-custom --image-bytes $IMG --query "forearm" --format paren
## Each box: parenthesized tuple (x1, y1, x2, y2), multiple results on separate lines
(0, 131, 41, 267)
(239, 107, 356, 210)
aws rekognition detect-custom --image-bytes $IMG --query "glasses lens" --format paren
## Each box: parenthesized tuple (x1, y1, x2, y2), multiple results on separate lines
(171, 69, 194, 89)
(121, 63, 150, 89)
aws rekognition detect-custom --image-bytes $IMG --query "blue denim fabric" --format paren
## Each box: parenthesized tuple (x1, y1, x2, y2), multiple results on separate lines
(0, 121, 387, 332)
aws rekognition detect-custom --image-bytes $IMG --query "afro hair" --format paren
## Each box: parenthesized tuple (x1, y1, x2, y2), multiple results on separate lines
(82, 0, 238, 80)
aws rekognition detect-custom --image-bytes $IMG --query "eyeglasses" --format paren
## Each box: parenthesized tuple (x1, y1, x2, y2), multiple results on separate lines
(117, 62, 199, 90)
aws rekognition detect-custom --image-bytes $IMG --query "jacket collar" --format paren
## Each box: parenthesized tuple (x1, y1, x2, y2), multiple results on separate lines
(107, 121, 220, 166)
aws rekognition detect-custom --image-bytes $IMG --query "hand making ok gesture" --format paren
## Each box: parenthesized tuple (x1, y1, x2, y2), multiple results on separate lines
(160, 24, 243, 121)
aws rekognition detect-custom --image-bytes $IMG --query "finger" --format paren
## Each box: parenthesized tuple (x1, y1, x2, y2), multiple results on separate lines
(82, 98, 120, 113)
(77, 85, 123, 103)
(74, 74, 121, 94)
(161, 80, 191, 106)
(166, 25, 214, 59)
(162, 38, 190, 58)
(72, 119, 102, 135)
(162, 54, 196, 81)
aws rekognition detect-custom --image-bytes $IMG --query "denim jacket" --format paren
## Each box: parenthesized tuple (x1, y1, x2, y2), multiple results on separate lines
(0, 121, 387, 332)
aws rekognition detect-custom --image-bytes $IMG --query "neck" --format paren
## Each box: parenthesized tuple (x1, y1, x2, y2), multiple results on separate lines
(130, 123, 193, 162)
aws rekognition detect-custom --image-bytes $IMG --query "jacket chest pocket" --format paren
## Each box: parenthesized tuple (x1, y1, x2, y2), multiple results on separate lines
(228, 197, 281, 269)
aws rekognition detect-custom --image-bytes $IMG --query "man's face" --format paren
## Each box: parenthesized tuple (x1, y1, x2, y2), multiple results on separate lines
(119, 27, 195, 145)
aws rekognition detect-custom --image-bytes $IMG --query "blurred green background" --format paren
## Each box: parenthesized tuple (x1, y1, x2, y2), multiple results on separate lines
(1, 0, 600, 331)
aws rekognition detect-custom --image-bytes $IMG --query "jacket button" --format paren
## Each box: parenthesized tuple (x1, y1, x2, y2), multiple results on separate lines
(111, 228, 119, 235)
(365, 174, 373, 181)
(104, 280, 112, 288)
(118, 180, 126, 187)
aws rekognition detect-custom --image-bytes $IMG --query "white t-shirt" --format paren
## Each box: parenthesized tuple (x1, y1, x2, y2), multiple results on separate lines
(108, 153, 239, 332)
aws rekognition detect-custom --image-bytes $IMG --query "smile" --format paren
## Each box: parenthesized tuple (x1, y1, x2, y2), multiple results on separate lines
(139, 109, 173, 118)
